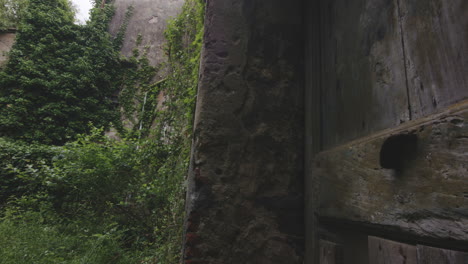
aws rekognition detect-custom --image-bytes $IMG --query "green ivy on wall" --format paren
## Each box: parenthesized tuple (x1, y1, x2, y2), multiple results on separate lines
(0, 0, 27, 30)
(0, 0, 121, 144)
(0, 0, 205, 262)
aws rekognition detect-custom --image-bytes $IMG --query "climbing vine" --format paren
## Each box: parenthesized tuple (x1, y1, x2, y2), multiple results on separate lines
(117, 36, 160, 138)
(0, 0, 121, 144)
(0, 0, 205, 263)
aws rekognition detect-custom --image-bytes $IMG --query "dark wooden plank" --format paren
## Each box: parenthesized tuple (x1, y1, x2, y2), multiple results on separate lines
(369, 236, 417, 264)
(313, 100, 468, 241)
(399, 0, 468, 118)
(320, 240, 343, 264)
(417, 245, 468, 264)
(320, 0, 410, 149)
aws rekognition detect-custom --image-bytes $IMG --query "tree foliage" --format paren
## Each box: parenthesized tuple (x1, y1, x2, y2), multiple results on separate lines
(0, 0, 27, 30)
(0, 0, 121, 144)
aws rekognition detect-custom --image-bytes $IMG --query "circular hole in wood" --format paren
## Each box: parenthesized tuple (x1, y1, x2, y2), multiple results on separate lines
(380, 134, 418, 170)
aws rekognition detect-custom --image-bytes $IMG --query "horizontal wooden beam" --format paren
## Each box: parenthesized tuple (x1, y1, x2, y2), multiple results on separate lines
(313, 100, 468, 242)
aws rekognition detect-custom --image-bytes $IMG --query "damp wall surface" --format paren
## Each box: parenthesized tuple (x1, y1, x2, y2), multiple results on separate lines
(108, 0, 184, 72)
(183, 0, 305, 263)
(105, 0, 184, 135)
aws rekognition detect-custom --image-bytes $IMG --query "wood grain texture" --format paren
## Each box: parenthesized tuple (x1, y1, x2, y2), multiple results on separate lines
(319, 0, 410, 149)
(399, 0, 468, 118)
(368, 236, 417, 264)
(314, 100, 468, 241)
(417, 245, 468, 264)
(317, 0, 468, 147)
(320, 240, 343, 264)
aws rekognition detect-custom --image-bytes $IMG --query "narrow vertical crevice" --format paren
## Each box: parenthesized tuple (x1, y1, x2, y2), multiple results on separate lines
(318, 0, 325, 151)
(317, 1, 324, 263)
(304, 0, 324, 262)
(396, 0, 413, 120)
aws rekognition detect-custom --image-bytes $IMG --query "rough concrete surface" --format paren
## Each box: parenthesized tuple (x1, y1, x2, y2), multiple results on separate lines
(183, 0, 304, 263)
(109, 0, 184, 73)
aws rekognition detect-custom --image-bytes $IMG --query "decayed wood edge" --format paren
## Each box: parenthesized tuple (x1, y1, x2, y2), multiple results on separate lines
(368, 236, 417, 264)
(312, 99, 468, 246)
(319, 217, 468, 253)
(367, 236, 468, 264)
(417, 245, 468, 264)
(320, 99, 468, 153)
(319, 240, 343, 264)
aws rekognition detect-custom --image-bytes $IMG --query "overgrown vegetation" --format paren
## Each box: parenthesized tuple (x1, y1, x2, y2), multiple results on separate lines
(0, 0, 204, 262)
(0, 0, 27, 30)
(0, 0, 121, 144)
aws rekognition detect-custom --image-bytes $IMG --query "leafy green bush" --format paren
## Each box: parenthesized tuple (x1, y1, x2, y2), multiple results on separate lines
(0, 137, 59, 205)
(0, 129, 182, 262)
(0, 211, 131, 264)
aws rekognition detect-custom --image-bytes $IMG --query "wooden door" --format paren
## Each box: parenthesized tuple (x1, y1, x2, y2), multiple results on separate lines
(305, 0, 468, 262)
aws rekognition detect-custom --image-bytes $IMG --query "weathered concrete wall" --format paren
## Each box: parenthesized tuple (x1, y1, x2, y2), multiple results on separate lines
(106, 0, 184, 134)
(183, 0, 304, 263)
(108, 0, 184, 72)
(0, 32, 15, 68)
